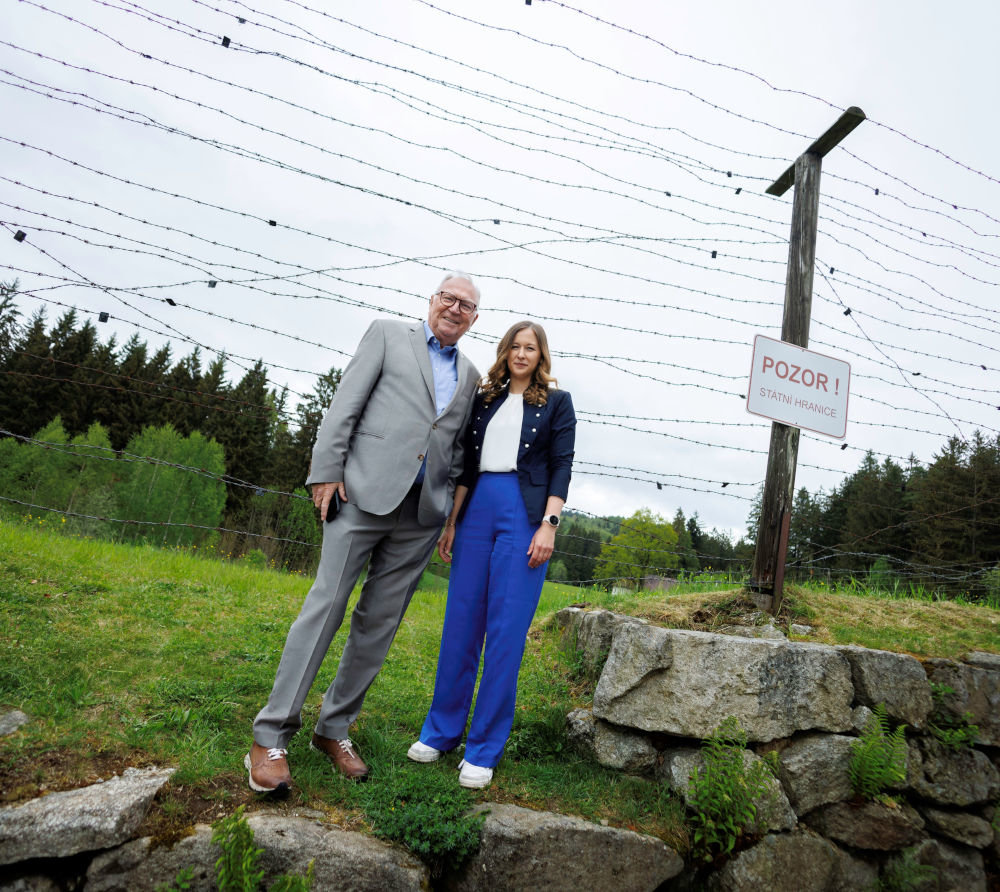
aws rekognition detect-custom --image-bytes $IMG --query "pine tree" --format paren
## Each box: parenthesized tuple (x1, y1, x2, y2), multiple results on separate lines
(51, 315, 99, 437)
(0, 280, 22, 367)
(0, 310, 52, 437)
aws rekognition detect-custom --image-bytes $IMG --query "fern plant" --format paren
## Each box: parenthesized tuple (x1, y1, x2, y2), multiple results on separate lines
(849, 703, 907, 800)
(686, 716, 777, 862)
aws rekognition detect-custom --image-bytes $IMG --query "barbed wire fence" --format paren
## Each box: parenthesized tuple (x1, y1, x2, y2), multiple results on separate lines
(2, 0, 999, 600)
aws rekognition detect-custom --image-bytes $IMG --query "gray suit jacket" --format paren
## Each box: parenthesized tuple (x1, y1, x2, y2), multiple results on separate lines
(306, 319, 479, 525)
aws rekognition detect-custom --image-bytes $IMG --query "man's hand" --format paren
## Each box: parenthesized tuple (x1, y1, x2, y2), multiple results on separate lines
(312, 481, 347, 519)
(526, 523, 556, 569)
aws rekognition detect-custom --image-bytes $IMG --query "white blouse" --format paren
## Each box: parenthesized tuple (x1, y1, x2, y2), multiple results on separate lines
(479, 393, 523, 472)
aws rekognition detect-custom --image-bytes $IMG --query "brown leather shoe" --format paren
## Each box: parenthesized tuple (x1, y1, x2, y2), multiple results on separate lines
(311, 733, 369, 781)
(244, 742, 291, 794)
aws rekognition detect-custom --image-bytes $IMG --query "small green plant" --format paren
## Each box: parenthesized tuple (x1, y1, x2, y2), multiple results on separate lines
(267, 862, 315, 892)
(204, 806, 313, 892)
(156, 865, 195, 892)
(358, 766, 484, 876)
(212, 806, 264, 892)
(875, 845, 937, 891)
(686, 717, 777, 861)
(849, 704, 907, 800)
(929, 715, 979, 749)
(927, 682, 979, 749)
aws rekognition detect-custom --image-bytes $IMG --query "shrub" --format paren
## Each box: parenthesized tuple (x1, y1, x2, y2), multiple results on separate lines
(687, 717, 777, 861)
(849, 704, 907, 800)
(240, 549, 270, 570)
(358, 766, 483, 876)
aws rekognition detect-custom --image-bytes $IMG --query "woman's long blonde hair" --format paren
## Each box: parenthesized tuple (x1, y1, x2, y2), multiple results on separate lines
(481, 321, 557, 407)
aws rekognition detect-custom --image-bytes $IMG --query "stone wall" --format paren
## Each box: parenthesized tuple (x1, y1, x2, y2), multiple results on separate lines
(2, 614, 998, 891)
(557, 607, 1000, 891)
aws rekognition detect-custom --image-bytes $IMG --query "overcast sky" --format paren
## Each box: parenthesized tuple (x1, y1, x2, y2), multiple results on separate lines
(3, 0, 998, 541)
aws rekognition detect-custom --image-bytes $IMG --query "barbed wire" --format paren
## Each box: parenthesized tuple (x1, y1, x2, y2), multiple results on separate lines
(4, 134, 996, 392)
(530, 0, 1000, 207)
(0, 493, 317, 546)
(11, 5, 1000, 324)
(4, 0, 998, 575)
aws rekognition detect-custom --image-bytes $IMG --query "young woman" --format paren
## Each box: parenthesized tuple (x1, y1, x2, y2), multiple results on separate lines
(407, 320, 576, 788)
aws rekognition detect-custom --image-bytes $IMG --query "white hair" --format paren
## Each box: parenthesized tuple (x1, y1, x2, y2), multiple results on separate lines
(437, 271, 481, 308)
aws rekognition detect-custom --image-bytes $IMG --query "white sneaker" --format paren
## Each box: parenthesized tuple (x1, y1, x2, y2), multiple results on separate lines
(406, 740, 443, 763)
(457, 759, 493, 789)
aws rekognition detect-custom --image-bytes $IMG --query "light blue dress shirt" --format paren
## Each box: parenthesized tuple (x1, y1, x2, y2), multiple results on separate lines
(414, 321, 459, 485)
(423, 320, 459, 415)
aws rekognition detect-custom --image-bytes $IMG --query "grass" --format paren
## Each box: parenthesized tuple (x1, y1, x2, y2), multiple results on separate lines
(1, 517, 998, 861)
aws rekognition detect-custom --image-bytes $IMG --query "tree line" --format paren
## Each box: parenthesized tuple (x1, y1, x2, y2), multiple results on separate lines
(3, 284, 996, 597)
(0, 287, 742, 582)
(0, 286, 336, 570)
(775, 437, 1000, 600)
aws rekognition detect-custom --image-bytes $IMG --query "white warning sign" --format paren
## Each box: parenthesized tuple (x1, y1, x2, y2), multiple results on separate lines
(746, 335, 850, 439)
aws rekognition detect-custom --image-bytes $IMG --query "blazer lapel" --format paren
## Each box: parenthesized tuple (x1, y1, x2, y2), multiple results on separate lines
(408, 323, 436, 408)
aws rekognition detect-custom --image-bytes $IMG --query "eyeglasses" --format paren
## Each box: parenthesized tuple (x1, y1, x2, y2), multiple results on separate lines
(435, 291, 478, 316)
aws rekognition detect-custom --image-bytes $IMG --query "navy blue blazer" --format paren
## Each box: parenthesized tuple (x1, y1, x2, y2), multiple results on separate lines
(458, 387, 576, 524)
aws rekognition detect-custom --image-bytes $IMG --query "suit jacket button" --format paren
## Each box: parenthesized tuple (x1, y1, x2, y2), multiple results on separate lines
(418, 454, 425, 461)
(432, 423, 438, 429)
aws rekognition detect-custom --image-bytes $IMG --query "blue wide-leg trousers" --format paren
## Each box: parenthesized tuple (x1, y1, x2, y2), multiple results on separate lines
(419, 473, 548, 767)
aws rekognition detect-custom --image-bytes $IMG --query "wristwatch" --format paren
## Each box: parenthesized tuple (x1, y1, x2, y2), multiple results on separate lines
(543, 514, 560, 528)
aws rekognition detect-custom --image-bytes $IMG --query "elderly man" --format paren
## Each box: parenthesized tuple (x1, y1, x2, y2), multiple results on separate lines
(246, 273, 481, 792)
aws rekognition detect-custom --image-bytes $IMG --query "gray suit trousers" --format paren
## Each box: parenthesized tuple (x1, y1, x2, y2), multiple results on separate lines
(252, 487, 439, 746)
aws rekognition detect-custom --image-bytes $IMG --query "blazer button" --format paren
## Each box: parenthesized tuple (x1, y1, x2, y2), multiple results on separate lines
(418, 454, 425, 461)
(432, 423, 438, 430)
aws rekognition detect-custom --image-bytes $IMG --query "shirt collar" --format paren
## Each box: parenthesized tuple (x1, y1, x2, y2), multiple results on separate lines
(423, 320, 457, 357)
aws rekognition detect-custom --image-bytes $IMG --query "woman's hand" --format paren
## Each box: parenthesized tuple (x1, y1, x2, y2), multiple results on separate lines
(438, 524, 457, 563)
(527, 522, 556, 568)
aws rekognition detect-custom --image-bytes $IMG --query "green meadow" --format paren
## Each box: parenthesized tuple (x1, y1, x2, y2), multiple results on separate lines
(2, 517, 998, 860)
